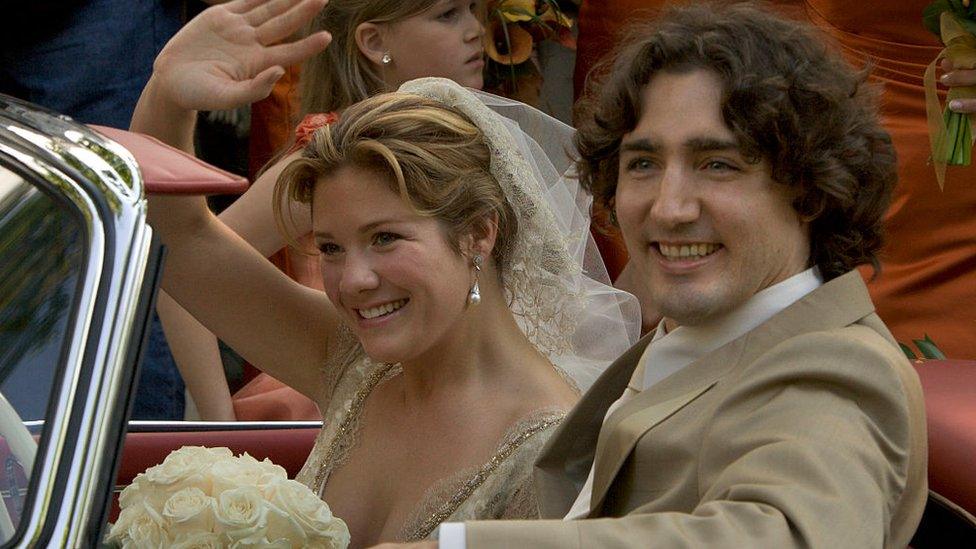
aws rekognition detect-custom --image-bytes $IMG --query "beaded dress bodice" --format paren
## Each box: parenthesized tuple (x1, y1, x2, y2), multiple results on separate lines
(295, 357, 566, 541)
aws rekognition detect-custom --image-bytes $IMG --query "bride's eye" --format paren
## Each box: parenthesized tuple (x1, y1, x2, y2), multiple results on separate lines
(372, 232, 401, 247)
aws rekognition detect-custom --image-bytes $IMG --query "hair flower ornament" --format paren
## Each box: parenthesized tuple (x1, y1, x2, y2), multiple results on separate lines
(106, 446, 350, 548)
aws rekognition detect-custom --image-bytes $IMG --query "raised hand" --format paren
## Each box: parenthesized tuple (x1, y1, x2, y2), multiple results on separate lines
(153, 0, 331, 112)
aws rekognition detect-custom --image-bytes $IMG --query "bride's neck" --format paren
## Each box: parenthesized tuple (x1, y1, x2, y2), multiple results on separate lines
(396, 288, 545, 407)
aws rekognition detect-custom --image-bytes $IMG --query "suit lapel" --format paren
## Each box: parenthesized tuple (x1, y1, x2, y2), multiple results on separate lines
(587, 353, 729, 515)
(533, 333, 655, 518)
(585, 270, 878, 515)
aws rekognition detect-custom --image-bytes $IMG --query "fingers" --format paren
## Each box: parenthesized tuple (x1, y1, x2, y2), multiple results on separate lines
(255, 0, 329, 45)
(941, 68, 976, 87)
(949, 98, 976, 114)
(264, 31, 332, 69)
(240, 0, 315, 26)
(224, 0, 269, 14)
(225, 65, 287, 106)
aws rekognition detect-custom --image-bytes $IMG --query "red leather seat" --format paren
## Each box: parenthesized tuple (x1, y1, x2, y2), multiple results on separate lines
(914, 360, 976, 515)
(910, 360, 976, 546)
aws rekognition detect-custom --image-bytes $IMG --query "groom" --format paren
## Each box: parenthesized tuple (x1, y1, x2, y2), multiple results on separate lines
(378, 2, 927, 548)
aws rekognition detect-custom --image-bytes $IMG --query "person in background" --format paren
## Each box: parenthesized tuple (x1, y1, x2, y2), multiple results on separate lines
(156, 0, 490, 420)
(573, 0, 976, 359)
(0, 0, 222, 420)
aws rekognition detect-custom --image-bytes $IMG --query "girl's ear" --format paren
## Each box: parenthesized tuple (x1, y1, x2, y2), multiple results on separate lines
(354, 22, 387, 67)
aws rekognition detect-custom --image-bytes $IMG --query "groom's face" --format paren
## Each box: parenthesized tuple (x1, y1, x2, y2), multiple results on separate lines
(614, 69, 811, 328)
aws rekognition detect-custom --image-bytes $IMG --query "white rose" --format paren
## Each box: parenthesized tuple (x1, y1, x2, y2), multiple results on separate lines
(264, 478, 349, 547)
(117, 499, 170, 548)
(263, 497, 307, 547)
(143, 446, 225, 497)
(213, 486, 269, 544)
(228, 537, 293, 548)
(244, 453, 288, 478)
(162, 486, 216, 535)
(170, 531, 223, 549)
(211, 453, 286, 495)
(117, 477, 147, 509)
(172, 446, 234, 460)
(305, 519, 351, 549)
(105, 505, 139, 545)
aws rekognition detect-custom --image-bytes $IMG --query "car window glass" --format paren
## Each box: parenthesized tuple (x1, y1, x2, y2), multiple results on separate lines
(0, 162, 83, 541)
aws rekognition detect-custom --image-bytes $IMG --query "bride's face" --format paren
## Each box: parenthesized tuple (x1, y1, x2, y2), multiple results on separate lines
(312, 165, 473, 363)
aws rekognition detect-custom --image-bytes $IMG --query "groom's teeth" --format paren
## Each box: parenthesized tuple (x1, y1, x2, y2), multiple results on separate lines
(359, 299, 407, 320)
(659, 243, 719, 259)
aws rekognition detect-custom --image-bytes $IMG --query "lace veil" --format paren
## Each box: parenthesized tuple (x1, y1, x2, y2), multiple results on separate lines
(398, 78, 640, 392)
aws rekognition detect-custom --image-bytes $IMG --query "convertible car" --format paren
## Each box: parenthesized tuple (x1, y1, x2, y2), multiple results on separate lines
(0, 93, 973, 546)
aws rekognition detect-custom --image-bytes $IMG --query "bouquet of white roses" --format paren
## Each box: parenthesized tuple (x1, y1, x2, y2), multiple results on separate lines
(106, 446, 349, 548)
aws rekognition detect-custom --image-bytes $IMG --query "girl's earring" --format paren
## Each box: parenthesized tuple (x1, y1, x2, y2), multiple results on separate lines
(381, 52, 392, 65)
(467, 254, 483, 306)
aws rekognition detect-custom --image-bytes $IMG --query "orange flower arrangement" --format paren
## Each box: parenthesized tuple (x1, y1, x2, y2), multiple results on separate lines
(483, 0, 576, 105)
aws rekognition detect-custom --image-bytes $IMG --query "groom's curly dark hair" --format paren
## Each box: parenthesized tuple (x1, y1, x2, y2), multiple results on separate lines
(575, 1, 896, 280)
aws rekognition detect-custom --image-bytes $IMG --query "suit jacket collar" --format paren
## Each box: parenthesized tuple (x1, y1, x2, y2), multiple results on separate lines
(534, 270, 878, 518)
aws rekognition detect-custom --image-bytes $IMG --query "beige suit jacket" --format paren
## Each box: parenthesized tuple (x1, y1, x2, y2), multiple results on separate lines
(466, 271, 927, 548)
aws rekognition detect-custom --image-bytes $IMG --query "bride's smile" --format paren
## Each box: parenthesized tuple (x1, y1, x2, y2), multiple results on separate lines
(356, 298, 409, 320)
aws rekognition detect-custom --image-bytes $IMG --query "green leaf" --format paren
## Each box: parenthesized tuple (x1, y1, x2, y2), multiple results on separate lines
(899, 342, 919, 360)
(924, 0, 954, 36)
(944, 108, 959, 163)
(914, 335, 948, 359)
(959, 111, 973, 166)
(958, 15, 976, 35)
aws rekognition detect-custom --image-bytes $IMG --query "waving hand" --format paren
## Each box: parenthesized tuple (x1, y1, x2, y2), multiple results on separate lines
(152, 0, 331, 112)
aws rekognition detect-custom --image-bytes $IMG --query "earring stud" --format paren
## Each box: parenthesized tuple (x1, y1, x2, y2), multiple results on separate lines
(381, 52, 392, 65)
(467, 254, 483, 306)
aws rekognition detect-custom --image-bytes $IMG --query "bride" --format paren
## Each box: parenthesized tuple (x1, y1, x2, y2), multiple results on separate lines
(134, 1, 638, 546)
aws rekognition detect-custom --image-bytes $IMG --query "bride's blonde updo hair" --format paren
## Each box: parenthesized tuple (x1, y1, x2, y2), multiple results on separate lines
(274, 92, 518, 271)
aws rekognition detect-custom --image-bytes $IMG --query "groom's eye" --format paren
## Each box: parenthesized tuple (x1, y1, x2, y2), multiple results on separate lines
(625, 157, 655, 173)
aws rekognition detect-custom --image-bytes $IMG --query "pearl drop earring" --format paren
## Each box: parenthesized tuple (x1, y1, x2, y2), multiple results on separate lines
(467, 254, 483, 305)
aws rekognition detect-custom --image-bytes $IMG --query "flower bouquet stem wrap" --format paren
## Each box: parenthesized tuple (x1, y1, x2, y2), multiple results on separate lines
(925, 5, 976, 188)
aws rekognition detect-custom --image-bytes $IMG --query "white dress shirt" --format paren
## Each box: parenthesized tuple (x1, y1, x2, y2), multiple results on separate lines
(440, 268, 824, 547)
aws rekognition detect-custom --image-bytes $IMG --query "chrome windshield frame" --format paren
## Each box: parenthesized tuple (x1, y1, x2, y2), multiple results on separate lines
(0, 93, 157, 547)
